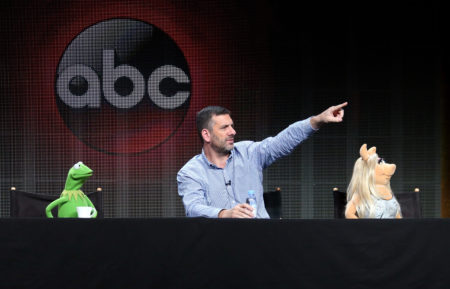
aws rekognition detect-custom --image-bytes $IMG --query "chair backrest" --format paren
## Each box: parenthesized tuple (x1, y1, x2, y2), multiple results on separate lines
(395, 188, 421, 218)
(87, 188, 104, 218)
(10, 188, 58, 218)
(263, 187, 281, 219)
(332, 187, 347, 219)
(10, 187, 104, 218)
(332, 187, 422, 219)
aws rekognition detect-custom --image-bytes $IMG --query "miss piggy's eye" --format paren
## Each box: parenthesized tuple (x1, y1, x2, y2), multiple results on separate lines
(378, 158, 385, 164)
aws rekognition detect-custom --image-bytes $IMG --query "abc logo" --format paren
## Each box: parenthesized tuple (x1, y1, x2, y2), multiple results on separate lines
(55, 18, 191, 155)
(57, 50, 189, 110)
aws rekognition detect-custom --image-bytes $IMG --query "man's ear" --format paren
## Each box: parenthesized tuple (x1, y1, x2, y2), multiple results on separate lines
(202, 129, 211, 143)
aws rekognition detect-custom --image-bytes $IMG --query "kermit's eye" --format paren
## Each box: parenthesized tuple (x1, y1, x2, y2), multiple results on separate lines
(74, 163, 81, 169)
(378, 158, 385, 164)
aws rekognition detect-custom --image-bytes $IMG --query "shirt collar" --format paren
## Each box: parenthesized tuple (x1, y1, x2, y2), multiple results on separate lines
(201, 148, 234, 169)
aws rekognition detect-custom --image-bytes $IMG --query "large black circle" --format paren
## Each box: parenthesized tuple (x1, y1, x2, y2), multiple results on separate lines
(55, 18, 191, 155)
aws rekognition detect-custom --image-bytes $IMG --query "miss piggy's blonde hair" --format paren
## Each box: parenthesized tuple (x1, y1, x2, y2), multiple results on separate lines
(346, 153, 388, 218)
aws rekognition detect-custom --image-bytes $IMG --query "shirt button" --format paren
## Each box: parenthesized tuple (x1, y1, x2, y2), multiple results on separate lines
(232, 201, 236, 204)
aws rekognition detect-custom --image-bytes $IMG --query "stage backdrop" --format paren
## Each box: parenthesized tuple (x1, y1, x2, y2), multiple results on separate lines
(0, 0, 442, 218)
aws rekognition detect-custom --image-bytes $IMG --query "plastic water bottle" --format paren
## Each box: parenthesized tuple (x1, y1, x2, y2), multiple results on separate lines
(246, 190, 257, 218)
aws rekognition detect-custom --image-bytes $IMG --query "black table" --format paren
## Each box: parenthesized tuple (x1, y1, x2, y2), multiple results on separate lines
(1, 218, 449, 289)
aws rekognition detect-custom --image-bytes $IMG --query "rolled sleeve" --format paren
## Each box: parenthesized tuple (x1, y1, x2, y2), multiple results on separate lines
(250, 118, 317, 168)
(177, 170, 222, 218)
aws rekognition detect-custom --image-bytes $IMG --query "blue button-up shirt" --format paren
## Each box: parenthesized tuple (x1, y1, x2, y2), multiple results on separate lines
(177, 118, 316, 218)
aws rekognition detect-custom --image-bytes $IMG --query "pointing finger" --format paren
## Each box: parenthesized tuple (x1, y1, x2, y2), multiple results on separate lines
(334, 102, 348, 109)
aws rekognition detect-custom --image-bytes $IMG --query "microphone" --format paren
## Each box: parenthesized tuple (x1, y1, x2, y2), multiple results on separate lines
(225, 180, 232, 186)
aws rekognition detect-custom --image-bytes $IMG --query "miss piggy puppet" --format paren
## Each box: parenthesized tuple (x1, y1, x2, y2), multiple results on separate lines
(345, 144, 402, 219)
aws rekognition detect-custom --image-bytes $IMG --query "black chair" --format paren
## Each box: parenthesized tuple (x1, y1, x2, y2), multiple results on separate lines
(396, 188, 421, 218)
(263, 187, 282, 219)
(332, 187, 421, 219)
(332, 187, 347, 219)
(10, 187, 104, 218)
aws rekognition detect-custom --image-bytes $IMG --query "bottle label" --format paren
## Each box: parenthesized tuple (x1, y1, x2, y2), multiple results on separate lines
(248, 199, 257, 218)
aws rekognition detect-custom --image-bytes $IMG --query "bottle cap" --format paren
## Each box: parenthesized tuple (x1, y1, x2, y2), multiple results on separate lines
(248, 190, 255, 195)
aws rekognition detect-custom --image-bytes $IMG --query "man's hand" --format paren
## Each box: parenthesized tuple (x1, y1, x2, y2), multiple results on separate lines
(218, 203, 255, 218)
(310, 102, 348, 130)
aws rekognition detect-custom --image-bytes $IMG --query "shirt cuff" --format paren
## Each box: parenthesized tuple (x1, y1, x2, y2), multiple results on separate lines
(211, 207, 223, 218)
(291, 117, 317, 135)
(306, 116, 319, 132)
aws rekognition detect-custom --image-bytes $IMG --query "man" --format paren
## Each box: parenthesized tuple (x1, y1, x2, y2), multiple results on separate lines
(177, 102, 347, 218)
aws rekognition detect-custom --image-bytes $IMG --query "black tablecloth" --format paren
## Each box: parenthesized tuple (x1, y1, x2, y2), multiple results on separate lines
(1, 218, 449, 289)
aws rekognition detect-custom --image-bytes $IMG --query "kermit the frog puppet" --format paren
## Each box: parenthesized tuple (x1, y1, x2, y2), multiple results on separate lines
(46, 161, 97, 218)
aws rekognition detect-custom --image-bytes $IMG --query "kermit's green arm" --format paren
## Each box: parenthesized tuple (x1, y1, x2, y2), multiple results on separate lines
(45, 196, 69, 218)
(85, 197, 98, 218)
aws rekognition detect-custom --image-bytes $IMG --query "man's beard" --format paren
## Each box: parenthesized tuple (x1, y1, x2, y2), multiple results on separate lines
(211, 136, 233, 155)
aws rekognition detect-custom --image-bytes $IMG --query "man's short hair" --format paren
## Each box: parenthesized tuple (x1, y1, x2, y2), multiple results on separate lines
(196, 106, 231, 142)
